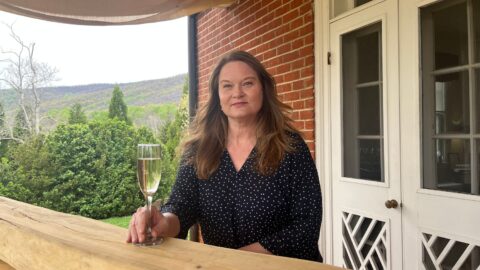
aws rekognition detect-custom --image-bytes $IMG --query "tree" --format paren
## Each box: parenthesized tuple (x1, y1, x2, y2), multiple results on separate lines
(68, 103, 87, 124)
(13, 107, 32, 140)
(157, 77, 189, 202)
(0, 102, 7, 156)
(0, 102, 4, 129)
(0, 23, 58, 141)
(108, 86, 131, 124)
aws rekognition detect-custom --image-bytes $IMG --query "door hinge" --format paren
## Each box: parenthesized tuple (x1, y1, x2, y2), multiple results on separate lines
(327, 52, 331, 65)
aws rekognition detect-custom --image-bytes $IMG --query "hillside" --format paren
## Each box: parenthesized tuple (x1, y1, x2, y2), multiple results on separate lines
(0, 74, 187, 129)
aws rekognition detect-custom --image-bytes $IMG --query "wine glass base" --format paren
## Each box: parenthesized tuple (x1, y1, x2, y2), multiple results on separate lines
(134, 237, 164, 246)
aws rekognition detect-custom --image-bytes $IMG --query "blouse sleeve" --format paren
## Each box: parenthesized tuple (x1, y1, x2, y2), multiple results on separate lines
(161, 159, 199, 239)
(258, 136, 323, 261)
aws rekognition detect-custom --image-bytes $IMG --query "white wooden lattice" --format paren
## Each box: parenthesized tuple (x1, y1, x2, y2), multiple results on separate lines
(421, 233, 480, 270)
(342, 211, 388, 270)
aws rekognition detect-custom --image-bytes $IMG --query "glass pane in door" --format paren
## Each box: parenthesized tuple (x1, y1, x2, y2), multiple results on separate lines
(342, 22, 384, 182)
(474, 0, 480, 63)
(357, 31, 380, 83)
(434, 72, 470, 134)
(476, 69, 480, 133)
(475, 139, 480, 195)
(431, 2, 468, 69)
(358, 86, 381, 135)
(432, 139, 471, 193)
(330, 0, 373, 18)
(359, 139, 383, 180)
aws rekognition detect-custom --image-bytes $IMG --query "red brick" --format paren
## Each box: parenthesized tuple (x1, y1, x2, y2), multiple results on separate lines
(291, 111, 300, 120)
(282, 29, 299, 43)
(303, 130, 314, 140)
(292, 100, 305, 109)
(277, 83, 292, 93)
(275, 74, 284, 84)
(299, 2, 312, 14)
(284, 91, 300, 101)
(293, 121, 305, 130)
(284, 70, 300, 81)
(290, 0, 305, 10)
(282, 51, 300, 63)
(291, 58, 305, 70)
(290, 17, 304, 30)
(292, 38, 305, 50)
(292, 80, 304, 90)
(305, 120, 314, 130)
(304, 34, 314, 46)
(266, 0, 282, 12)
(301, 66, 314, 77)
(300, 109, 314, 119)
(282, 9, 299, 23)
(300, 88, 313, 99)
(275, 45, 289, 57)
(305, 55, 314, 66)
(305, 98, 314, 108)
(260, 11, 274, 25)
(263, 48, 277, 60)
(276, 63, 290, 74)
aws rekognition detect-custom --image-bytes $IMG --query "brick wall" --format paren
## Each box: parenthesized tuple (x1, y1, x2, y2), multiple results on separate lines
(196, 0, 315, 154)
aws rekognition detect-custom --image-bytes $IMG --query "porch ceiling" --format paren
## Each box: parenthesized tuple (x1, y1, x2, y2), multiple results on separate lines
(0, 0, 235, 25)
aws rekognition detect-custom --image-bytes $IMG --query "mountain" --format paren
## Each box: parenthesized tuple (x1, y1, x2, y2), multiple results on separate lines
(0, 74, 187, 127)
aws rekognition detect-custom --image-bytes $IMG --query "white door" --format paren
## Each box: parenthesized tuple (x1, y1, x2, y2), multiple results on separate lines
(400, 0, 480, 269)
(329, 0, 402, 269)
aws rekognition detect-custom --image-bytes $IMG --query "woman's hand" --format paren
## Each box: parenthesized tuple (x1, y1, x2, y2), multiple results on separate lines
(126, 206, 166, 243)
(239, 242, 272, 255)
(126, 206, 181, 243)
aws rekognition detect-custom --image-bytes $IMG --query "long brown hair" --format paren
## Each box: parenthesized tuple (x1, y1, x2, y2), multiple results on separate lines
(182, 50, 299, 179)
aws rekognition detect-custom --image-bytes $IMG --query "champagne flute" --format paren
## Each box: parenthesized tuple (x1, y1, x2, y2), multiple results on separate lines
(136, 144, 163, 246)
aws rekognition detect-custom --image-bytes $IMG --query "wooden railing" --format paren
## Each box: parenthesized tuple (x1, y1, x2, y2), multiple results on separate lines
(0, 196, 343, 270)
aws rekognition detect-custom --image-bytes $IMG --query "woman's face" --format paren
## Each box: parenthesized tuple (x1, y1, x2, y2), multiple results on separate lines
(218, 61, 263, 123)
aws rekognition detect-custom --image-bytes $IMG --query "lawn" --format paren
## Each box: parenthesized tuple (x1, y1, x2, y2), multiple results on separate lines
(101, 216, 131, 229)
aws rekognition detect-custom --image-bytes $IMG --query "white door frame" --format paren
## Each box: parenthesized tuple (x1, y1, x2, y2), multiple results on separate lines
(400, 0, 480, 269)
(314, 0, 402, 267)
(316, 0, 480, 268)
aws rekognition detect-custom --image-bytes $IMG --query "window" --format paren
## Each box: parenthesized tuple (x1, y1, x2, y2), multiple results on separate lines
(342, 22, 384, 182)
(421, 0, 480, 195)
(330, 0, 374, 18)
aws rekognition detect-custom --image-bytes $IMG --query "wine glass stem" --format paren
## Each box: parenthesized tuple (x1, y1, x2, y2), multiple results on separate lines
(146, 195, 153, 237)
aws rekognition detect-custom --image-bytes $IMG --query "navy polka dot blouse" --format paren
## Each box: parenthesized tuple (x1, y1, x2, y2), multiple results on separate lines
(161, 132, 323, 262)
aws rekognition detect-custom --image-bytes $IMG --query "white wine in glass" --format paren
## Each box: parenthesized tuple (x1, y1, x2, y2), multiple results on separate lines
(136, 144, 162, 246)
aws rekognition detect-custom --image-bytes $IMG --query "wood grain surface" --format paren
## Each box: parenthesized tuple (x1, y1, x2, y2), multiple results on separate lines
(0, 196, 343, 270)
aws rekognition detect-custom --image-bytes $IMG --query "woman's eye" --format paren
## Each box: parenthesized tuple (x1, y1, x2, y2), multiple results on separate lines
(222, 84, 232, 89)
(243, 81, 253, 87)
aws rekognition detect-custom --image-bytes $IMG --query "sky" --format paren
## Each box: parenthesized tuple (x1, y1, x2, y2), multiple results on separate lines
(0, 11, 188, 86)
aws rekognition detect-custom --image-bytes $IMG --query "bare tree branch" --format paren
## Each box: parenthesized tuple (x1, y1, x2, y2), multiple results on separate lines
(0, 22, 58, 140)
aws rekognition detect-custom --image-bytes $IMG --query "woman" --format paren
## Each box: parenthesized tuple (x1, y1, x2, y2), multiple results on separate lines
(127, 51, 323, 262)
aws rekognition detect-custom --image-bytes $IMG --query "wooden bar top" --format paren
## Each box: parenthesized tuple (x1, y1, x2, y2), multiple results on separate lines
(0, 196, 343, 270)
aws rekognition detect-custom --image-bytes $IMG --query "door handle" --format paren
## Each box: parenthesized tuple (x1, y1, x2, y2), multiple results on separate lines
(385, 199, 399, 209)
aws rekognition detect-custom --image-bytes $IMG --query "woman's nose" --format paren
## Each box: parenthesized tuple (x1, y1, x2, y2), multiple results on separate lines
(232, 85, 245, 98)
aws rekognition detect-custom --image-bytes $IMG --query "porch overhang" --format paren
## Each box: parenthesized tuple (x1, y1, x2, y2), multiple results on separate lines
(0, 0, 235, 25)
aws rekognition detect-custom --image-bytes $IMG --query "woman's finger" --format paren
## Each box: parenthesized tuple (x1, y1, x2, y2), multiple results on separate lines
(135, 207, 147, 243)
(129, 213, 139, 243)
(150, 209, 161, 238)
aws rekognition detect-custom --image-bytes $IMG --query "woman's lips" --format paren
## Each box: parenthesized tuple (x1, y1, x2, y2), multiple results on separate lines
(231, 102, 247, 107)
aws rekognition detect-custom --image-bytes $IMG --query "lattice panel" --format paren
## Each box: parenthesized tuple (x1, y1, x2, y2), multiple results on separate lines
(422, 232, 480, 270)
(342, 211, 388, 270)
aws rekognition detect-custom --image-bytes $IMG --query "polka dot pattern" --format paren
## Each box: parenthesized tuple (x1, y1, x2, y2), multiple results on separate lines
(162, 132, 323, 262)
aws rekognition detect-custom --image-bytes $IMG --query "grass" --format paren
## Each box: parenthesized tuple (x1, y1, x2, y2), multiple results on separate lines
(101, 216, 131, 229)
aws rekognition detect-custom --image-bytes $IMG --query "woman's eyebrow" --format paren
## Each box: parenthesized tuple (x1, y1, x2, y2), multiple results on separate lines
(219, 76, 257, 83)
